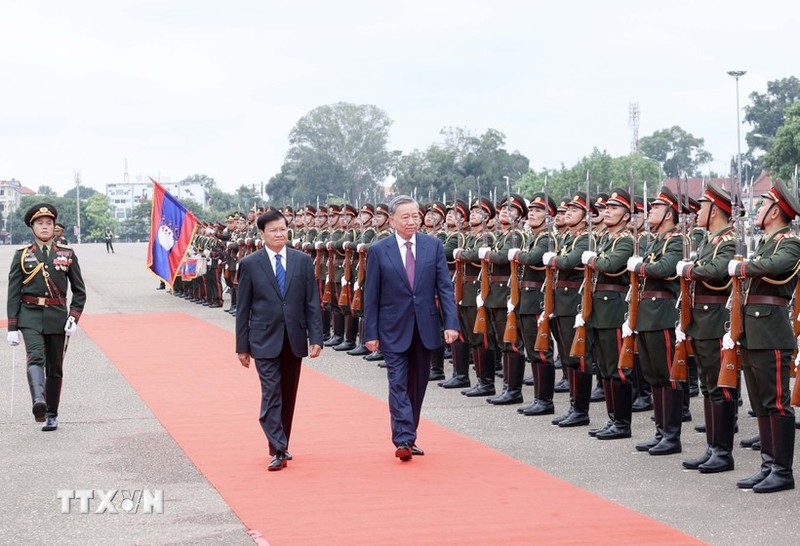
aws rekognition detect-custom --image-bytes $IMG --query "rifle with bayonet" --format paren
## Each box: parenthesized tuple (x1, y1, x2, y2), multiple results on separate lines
(670, 174, 692, 382)
(570, 171, 593, 357)
(503, 177, 520, 344)
(619, 178, 644, 370)
(534, 176, 555, 352)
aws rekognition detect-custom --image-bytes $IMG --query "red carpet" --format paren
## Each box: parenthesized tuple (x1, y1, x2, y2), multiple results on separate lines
(81, 313, 702, 545)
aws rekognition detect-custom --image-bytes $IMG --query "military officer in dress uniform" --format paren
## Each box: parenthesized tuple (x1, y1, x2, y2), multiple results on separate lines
(7, 203, 87, 431)
(728, 181, 800, 493)
(626, 186, 685, 456)
(675, 183, 737, 473)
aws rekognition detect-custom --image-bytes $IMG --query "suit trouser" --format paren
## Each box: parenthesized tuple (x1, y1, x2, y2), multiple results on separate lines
(740, 347, 794, 417)
(637, 329, 675, 387)
(20, 329, 66, 378)
(691, 337, 735, 402)
(383, 326, 432, 446)
(254, 332, 303, 455)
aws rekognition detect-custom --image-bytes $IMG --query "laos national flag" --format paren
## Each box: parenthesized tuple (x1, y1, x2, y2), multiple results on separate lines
(147, 179, 198, 286)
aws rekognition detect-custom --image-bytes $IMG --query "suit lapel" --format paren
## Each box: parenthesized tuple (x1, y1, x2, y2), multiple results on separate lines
(386, 237, 410, 290)
(255, 250, 281, 298)
(413, 235, 427, 289)
(284, 249, 298, 295)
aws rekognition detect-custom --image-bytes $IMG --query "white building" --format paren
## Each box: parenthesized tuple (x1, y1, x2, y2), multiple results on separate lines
(106, 180, 208, 221)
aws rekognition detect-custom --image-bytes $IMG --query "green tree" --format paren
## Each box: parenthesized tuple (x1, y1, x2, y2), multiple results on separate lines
(119, 201, 152, 242)
(63, 186, 99, 199)
(762, 101, 800, 183)
(267, 102, 399, 204)
(743, 76, 800, 178)
(82, 193, 117, 242)
(37, 185, 57, 196)
(638, 126, 713, 178)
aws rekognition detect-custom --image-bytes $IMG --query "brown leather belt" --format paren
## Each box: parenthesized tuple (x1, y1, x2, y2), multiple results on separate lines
(594, 283, 627, 293)
(746, 295, 789, 306)
(520, 281, 543, 289)
(694, 295, 728, 304)
(556, 281, 582, 289)
(489, 276, 509, 284)
(464, 275, 481, 282)
(641, 290, 675, 300)
(22, 295, 66, 307)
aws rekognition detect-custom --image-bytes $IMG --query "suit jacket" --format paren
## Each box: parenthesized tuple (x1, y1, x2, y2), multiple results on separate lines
(235, 247, 323, 359)
(363, 232, 459, 352)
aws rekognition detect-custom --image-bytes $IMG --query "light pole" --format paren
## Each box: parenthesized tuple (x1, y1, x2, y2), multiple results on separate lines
(727, 70, 747, 187)
(74, 170, 82, 244)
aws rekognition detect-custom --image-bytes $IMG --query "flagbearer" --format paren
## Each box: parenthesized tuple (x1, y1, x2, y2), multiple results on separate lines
(7, 203, 87, 431)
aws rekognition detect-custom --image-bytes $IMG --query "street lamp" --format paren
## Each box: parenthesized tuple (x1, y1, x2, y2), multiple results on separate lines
(727, 70, 747, 187)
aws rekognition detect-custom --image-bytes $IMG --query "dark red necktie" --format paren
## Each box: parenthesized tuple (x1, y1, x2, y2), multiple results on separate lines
(405, 241, 415, 289)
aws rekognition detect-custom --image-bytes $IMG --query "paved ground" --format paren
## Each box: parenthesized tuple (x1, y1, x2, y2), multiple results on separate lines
(1, 242, 797, 545)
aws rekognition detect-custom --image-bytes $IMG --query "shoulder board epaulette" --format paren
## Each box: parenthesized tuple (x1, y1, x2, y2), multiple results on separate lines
(712, 234, 734, 245)
(18, 244, 31, 251)
(612, 231, 632, 239)
(55, 243, 72, 249)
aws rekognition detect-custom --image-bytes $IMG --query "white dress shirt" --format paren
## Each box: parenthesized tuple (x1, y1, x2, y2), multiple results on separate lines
(395, 232, 416, 267)
(265, 246, 288, 277)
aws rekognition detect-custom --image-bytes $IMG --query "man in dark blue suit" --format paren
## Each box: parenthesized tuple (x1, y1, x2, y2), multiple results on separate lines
(236, 209, 324, 471)
(363, 195, 460, 461)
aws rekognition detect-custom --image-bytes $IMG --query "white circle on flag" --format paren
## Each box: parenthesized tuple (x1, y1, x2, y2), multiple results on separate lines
(158, 224, 176, 251)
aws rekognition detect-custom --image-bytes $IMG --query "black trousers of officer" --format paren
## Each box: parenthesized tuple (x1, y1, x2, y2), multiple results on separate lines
(21, 329, 66, 378)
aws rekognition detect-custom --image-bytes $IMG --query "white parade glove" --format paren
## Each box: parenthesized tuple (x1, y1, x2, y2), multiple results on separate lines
(7, 331, 20, 346)
(794, 346, 800, 370)
(314, 241, 324, 250)
(203, 249, 210, 257)
(475, 293, 484, 308)
(507, 298, 515, 313)
(353, 280, 360, 291)
(343, 241, 351, 250)
(722, 332, 736, 350)
(574, 314, 585, 328)
(357, 243, 366, 252)
(675, 260, 691, 277)
(292, 238, 301, 246)
(326, 242, 334, 250)
(581, 251, 597, 265)
(728, 259, 745, 277)
(507, 248, 521, 261)
(675, 324, 686, 343)
(340, 276, 348, 286)
(478, 246, 491, 260)
(622, 320, 634, 338)
(537, 313, 545, 327)
(453, 248, 463, 260)
(64, 316, 78, 337)
(542, 251, 556, 266)
(627, 257, 643, 272)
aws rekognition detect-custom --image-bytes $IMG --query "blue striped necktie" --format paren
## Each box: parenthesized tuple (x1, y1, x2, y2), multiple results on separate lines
(275, 253, 286, 296)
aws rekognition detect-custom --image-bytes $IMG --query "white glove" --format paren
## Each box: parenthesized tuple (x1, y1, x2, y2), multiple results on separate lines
(675, 260, 692, 277)
(7, 331, 20, 346)
(343, 241, 351, 250)
(728, 259, 746, 277)
(627, 256, 643, 272)
(357, 243, 366, 252)
(542, 251, 557, 266)
(675, 324, 686, 343)
(353, 280, 360, 292)
(292, 238, 301, 247)
(507, 248, 521, 261)
(507, 298, 515, 313)
(794, 346, 800, 370)
(622, 320, 634, 338)
(314, 241, 324, 250)
(64, 316, 78, 337)
(326, 242, 334, 250)
(537, 313, 545, 327)
(722, 332, 736, 350)
(340, 276, 348, 286)
(453, 248, 463, 260)
(581, 251, 597, 265)
(478, 246, 491, 260)
(475, 293, 484, 308)
(574, 314, 585, 328)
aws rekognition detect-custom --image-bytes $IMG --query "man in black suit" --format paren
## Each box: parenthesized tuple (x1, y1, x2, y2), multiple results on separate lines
(363, 195, 460, 461)
(236, 209, 324, 471)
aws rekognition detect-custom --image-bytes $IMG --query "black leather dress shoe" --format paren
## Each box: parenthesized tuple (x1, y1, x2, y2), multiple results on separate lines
(41, 415, 59, 431)
(411, 445, 425, 456)
(428, 370, 446, 381)
(364, 350, 384, 361)
(347, 344, 370, 356)
(268, 453, 287, 471)
(32, 400, 47, 423)
(395, 443, 413, 461)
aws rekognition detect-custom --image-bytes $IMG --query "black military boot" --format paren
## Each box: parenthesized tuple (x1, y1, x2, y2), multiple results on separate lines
(683, 397, 713, 469)
(681, 380, 692, 422)
(552, 367, 576, 425)
(590, 371, 605, 403)
(440, 341, 471, 389)
(523, 362, 555, 416)
(737, 416, 773, 489)
(597, 379, 633, 440)
(364, 350, 384, 362)
(636, 385, 664, 451)
(463, 348, 496, 397)
(589, 379, 614, 437)
(428, 345, 446, 381)
(523, 357, 535, 386)
(333, 316, 357, 351)
(42, 377, 62, 431)
(687, 356, 700, 397)
(486, 353, 509, 403)
(559, 370, 592, 427)
(324, 313, 345, 347)
(489, 352, 525, 405)
(519, 358, 542, 414)
(554, 364, 570, 393)
(631, 355, 653, 412)
(698, 400, 736, 473)
(321, 308, 332, 342)
(753, 414, 795, 493)
(347, 319, 370, 356)
(27, 365, 47, 423)
(649, 387, 683, 455)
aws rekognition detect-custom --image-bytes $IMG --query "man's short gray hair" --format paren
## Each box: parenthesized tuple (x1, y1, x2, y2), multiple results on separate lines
(388, 195, 418, 215)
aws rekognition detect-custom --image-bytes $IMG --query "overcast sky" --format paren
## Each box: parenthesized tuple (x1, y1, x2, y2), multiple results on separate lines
(1, 0, 796, 196)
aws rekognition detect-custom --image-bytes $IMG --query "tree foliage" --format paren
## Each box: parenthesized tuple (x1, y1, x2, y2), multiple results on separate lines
(638, 126, 713, 178)
(266, 102, 398, 205)
(762, 101, 800, 182)
(6, 192, 116, 244)
(743, 76, 800, 178)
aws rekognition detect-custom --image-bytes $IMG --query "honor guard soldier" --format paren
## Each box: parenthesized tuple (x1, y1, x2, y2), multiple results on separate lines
(54, 223, 69, 245)
(626, 186, 685, 455)
(345, 203, 378, 357)
(631, 196, 655, 412)
(581, 189, 634, 438)
(514, 192, 557, 415)
(481, 193, 528, 405)
(453, 197, 497, 396)
(552, 197, 571, 393)
(728, 181, 800, 493)
(331, 204, 359, 352)
(360, 203, 395, 363)
(425, 201, 450, 380)
(543, 192, 596, 427)
(674, 183, 736, 473)
(7, 203, 86, 431)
